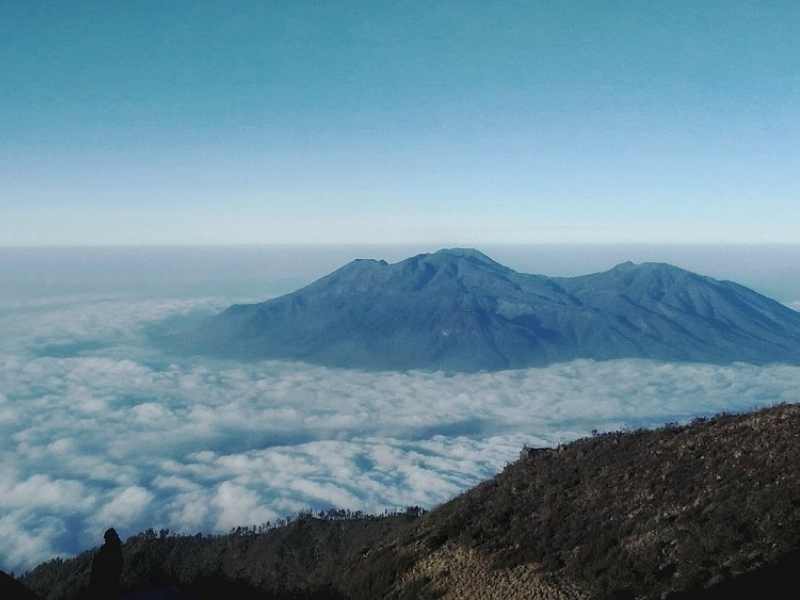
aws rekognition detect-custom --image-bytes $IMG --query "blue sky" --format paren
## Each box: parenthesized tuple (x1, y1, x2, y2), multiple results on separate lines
(2, 1, 799, 245)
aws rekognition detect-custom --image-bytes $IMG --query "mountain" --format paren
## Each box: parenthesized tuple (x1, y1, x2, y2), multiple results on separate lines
(1, 570, 40, 599)
(185, 248, 800, 371)
(23, 404, 800, 599)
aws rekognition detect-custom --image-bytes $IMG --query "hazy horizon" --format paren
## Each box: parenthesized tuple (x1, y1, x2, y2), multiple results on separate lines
(3, 243, 800, 303)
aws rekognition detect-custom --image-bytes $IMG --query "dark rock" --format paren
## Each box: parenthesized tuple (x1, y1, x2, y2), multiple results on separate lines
(87, 528, 123, 599)
(0, 570, 40, 599)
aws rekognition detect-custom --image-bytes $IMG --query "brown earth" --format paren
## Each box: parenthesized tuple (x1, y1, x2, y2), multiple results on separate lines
(22, 403, 800, 599)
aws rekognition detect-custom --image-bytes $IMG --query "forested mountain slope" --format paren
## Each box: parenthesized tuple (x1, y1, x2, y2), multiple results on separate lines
(23, 404, 800, 599)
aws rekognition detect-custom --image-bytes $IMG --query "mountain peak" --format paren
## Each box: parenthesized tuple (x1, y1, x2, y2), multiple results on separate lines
(612, 260, 637, 270)
(611, 260, 687, 273)
(433, 248, 493, 260)
(425, 248, 506, 270)
(194, 251, 800, 371)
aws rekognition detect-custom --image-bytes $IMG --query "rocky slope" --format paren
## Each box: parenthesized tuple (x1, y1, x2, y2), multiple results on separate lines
(1, 570, 41, 599)
(22, 403, 800, 599)
(184, 249, 800, 371)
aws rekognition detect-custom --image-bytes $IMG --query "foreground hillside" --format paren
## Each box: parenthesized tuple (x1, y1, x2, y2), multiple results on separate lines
(1, 570, 40, 599)
(184, 248, 800, 370)
(23, 403, 800, 599)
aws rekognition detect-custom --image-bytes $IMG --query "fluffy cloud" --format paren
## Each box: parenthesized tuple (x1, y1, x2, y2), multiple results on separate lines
(1, 294, 798, 572)
(97, 486, 155, 527)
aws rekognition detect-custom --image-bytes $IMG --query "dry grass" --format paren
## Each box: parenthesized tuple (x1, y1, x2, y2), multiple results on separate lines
(23, 404, 800, 600)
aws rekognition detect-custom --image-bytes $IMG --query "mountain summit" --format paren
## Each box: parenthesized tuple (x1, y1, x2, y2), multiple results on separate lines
(189, 249, 800, 371)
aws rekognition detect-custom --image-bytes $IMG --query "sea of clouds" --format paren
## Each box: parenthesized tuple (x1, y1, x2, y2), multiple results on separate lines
(1, 284, 799, 572)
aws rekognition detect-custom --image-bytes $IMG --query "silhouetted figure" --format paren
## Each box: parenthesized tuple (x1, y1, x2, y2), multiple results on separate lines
(87, 528, 123, 599)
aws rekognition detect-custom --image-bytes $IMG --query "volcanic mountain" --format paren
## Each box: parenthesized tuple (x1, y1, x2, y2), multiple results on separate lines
(188, 248, 800, 371)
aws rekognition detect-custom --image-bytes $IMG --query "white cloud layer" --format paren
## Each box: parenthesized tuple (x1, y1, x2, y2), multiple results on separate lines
(0, 294, 798, 572)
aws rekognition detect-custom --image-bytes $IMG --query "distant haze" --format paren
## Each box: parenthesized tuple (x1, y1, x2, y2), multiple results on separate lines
(2, 244, 800, 303)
